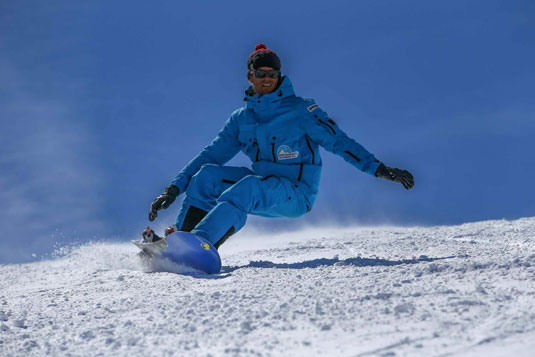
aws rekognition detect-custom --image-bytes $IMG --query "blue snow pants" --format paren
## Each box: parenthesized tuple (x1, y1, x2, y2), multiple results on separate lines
(175, 164, 311, 246)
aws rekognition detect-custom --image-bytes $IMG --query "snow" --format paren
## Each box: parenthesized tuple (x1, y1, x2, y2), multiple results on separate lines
(1, 217, 535, 356)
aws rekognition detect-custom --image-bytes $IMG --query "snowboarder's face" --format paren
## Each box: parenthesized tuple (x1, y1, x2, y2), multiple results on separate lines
(248, 66, 279, 95)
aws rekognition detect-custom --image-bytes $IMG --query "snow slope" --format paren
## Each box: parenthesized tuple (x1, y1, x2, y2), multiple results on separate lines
(1, 217, 535, 356)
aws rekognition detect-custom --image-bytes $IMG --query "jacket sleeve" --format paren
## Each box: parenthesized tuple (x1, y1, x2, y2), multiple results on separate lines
(302, 102, 381, 176)
(170, 114, 242, 193)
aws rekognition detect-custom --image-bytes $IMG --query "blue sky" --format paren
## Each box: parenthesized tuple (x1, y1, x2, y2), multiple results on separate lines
(1, 0, 534, 263)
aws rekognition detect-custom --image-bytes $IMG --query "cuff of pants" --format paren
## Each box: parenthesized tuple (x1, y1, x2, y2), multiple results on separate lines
(175, 197, 214, 230)
(191, 201, 247, 245)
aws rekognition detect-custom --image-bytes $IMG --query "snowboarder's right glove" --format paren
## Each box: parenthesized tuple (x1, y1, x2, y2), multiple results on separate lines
(149, 185, 180, 221)
(375, 163, 414, 190)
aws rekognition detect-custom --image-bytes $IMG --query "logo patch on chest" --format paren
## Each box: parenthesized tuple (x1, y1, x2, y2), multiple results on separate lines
(277, 145, 299, 160)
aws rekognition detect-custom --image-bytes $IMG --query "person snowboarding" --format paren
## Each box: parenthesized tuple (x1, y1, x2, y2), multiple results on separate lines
(147, 43, 414, 249)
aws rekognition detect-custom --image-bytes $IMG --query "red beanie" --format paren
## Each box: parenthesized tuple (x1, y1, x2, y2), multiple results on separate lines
(247, 43, 281, 71)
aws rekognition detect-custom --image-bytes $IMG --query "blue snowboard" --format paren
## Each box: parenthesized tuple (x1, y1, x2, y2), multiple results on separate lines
(131, 231, 221, 274)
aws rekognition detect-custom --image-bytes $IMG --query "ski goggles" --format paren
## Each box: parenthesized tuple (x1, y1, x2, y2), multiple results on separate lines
(253, 69, 280, 78)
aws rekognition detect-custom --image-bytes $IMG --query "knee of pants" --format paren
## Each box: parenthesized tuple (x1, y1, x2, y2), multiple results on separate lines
(217, 175, 263, 213)
(188, 164, 221, 188)
(186, 164, 253, 203)
(185, 164, 222, 201)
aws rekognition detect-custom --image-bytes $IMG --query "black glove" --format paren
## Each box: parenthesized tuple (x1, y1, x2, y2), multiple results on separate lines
(149, 185, 180, 221)
(375, 163, 414, 190)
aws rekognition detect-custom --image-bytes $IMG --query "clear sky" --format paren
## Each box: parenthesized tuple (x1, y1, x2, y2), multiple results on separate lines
(1, 0, 534, 263)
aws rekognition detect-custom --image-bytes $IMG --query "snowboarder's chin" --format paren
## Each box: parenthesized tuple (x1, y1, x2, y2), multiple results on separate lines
(256, 84, 275, 94)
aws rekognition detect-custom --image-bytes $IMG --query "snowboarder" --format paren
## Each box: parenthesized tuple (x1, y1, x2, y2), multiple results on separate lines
(148, 43, 414, 249)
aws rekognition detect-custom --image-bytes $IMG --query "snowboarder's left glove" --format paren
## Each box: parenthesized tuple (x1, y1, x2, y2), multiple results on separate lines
(375, 163, 414, 190)
(149, 185, 180, 221)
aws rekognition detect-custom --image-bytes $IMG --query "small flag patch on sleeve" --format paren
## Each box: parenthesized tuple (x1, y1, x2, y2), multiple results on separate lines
(307, 104, 319, 112)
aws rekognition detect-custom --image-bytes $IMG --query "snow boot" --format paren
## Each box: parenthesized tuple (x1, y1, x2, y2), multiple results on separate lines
(164, 225, 178, 237)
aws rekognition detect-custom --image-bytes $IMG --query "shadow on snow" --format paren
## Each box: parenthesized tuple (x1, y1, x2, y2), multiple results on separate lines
(221, 255, 458, 274)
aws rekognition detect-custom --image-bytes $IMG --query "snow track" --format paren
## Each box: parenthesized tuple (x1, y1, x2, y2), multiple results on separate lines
(1, 218, 535, 356)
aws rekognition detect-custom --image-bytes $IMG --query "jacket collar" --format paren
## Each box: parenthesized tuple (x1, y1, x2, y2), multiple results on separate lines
(244, 76, 295, 111)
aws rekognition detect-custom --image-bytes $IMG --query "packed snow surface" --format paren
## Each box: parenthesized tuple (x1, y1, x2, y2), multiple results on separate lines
(1, 218, 535, 356)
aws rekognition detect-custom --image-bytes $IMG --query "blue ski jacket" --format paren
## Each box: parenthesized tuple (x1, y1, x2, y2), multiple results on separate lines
(171, 76, 381, 208)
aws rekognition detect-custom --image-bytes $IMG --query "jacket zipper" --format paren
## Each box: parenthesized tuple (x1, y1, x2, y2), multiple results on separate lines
(318, 119, 336, 135)
(271, 143, 276, 162)
(254, 142, 259, 162)
(305, 137, 315, 164)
